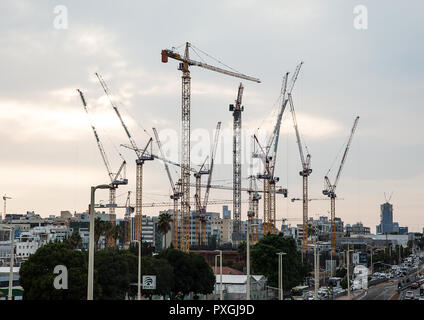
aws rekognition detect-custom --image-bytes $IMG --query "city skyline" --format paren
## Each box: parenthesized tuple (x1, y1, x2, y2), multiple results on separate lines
(0, 1, 423, 232)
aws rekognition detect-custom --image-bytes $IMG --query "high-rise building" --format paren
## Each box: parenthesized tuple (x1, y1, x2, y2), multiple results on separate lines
(131, 215, 155, 244)
(222, 205, 231, 219)
(376, 202, 393, 234)
(376, 202, 407, 235)
(189, 211, 219, 246)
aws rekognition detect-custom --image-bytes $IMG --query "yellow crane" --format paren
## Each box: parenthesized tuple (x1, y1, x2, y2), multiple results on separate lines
(161, 42, 260, 252)
(323, 116, 360, 256)
(96, 73, 154, 243)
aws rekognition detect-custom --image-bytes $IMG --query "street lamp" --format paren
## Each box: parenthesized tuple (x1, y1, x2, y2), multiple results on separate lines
(246, 222, 259, 300)
(0, 225, 14, 300)
(276, 252, 287, 300)
(134, 240, 142, 300)
(214, 254, 219, 298)
(87, 183, 115, 301)
(215, 250, 223, 300)
(345, 243, 354, 299)
(314, 240, 320, 300)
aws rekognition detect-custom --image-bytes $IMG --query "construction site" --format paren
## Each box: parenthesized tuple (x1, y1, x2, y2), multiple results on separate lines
(2, 2, 422, 307)
(73, 41, 362, 265)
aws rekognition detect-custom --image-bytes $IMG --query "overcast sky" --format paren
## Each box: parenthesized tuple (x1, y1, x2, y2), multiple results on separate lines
(1, 1, 423, 232)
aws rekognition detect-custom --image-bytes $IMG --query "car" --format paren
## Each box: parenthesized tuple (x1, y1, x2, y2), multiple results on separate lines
(411, 282, 420, 289)
(405, 291, 415, 300)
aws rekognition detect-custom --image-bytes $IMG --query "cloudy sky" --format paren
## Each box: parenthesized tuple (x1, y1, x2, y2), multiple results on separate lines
(1, 1, 423, 232)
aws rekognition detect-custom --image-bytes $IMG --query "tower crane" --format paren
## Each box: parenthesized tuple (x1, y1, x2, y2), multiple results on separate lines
(77, 89, 128, 240)
(194, 156, 209, 217)
(194, 121, 221, 247)
(247, 136, 261, 244)
(253, 63, 301, 235)
(161, 42, 260, 252)
(2, 195, 11, 221)
(152, 127, 183, 250)
(229, 83, 244, 243)
(95, 72, 154, 243)
(124, 191, 133, 247)
(285, 61, 311, 254)
(323, 116, 360, 256)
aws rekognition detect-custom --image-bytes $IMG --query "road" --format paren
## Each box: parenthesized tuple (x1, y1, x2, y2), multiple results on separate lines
(360, 280, 397, 300)
(359, 252, 424, 300)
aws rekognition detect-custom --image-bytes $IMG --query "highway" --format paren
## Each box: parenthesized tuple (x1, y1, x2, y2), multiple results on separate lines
(356, 252, 424, 300)
(360, 281, 397, 300)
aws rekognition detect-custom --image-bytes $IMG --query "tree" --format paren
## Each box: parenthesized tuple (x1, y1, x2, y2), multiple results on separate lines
(128, 240, 155, 256)
(237, 241, 247, 262)
(67, 229, 82, 250)
(94, 248, 137, 300)
(19, 242, 100, 299)
(108, 224, 122, 248)
(189, 253, 215, 296)
(157, 212, 173, 250)
(94, 217, 107, 250)
(251, 234, 309, 292)
(139, 256, 174, 299)
(157, 248, 215, 299)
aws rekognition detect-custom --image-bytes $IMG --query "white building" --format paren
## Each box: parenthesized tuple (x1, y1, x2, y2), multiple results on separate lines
(214, 275, 267, 300)
(15, 225, 69, 260)
(211, 217, 233, 245)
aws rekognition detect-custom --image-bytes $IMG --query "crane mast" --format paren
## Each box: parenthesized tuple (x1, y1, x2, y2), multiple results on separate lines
(194, 156, 208, 247)
(198, 122, 221, 246)
(161, 42, 260, 252)
(152, 127, 183, 249)
(285, 61, 312, 255)
(230, 83, 244, 243)
(323, 116, 360, 255)
(96, 73, 154, 243)
(248, 136, 261, 243)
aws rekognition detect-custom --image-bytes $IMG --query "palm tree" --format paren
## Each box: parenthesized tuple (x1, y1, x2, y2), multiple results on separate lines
(103, 221, 114, 248)
(67, 229, 82, 249)
(94, 217, 110, 250)
(110, 225, 123, 247)
(157, 212, 173, 249)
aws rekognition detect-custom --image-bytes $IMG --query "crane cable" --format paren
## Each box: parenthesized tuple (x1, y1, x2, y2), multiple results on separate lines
(190, 43, 242, 75)
(97, 73, 152, 141)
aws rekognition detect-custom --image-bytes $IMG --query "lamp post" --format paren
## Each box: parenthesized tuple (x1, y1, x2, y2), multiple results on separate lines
(0, 225, 14, 300)
(314, 240, 320, 300)
(346, 243, 353, 299)
(246, 222, 259, 300)
(87, 184, 115, 300)
(276, 252, 287, 300)
(134, 240, 142, 300)
(215, 250, 223, 300)
(214, 254, 219, 298)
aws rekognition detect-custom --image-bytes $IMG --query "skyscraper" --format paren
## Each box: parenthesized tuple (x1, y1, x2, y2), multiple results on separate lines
(376, 202, 393, 234)
(222, 205, 231, 219)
